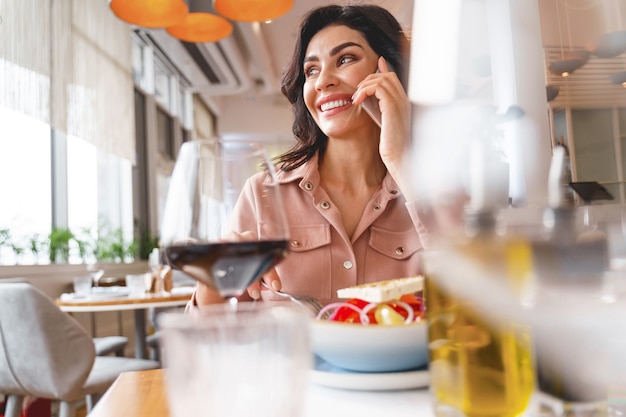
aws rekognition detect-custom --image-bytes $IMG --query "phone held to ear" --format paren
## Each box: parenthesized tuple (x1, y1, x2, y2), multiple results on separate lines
(360, 62, 394, 128)
(361, 95, 382, 127)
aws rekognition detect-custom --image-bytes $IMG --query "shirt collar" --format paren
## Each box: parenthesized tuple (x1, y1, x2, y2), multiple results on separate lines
(276, 153, 320, 186)
(275, 152, 402, 199)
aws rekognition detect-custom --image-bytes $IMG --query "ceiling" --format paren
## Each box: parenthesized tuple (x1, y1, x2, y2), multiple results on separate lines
(539, 0, 626, 109)
(221, 0, 626, 110)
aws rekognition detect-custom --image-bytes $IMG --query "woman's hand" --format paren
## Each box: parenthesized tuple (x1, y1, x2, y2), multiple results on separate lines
(192, 230, 283, 305)
(351, 56, 411, 172)
(246, 268, 282, 300)
(351, 56, 413, 199)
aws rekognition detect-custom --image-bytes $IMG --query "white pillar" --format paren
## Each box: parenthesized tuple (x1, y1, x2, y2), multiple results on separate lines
(485, 0, 552, 207)
(408, 0, 552, 209)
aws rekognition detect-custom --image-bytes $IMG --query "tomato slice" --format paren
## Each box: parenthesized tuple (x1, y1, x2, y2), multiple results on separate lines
(329, 295, 425, 324)
(330, 298, 377, 324)
(399, 293, 425, 319)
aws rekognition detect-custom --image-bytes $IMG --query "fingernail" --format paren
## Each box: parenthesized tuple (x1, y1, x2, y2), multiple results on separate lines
(250, 289, 261, 300)
(271, 281, 281, 291)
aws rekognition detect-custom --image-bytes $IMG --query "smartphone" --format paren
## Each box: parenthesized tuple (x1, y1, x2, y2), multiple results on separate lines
(361, 95, 382, 127)
(360, 63, 394, 128)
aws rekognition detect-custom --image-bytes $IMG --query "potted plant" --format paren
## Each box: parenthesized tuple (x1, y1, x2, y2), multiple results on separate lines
(48, 227, 74, 264)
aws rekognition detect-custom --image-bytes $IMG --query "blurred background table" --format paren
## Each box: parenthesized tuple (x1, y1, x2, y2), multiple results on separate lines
(87, 369, 434, 417)
(57, 292, 192, 359)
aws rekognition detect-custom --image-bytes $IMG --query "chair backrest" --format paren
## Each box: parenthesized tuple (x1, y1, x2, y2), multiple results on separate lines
(0, 282, 96, 400)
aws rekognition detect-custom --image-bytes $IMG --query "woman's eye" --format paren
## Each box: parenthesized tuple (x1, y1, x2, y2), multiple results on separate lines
(339, 55, 356, 66)
(305, 67, 320, 78)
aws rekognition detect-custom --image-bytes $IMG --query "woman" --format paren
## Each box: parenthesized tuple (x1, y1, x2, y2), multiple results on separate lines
(194, 4, 430, 306)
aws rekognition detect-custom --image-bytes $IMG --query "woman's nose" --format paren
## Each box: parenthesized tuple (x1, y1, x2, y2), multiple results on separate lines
(315, 67, 338, 90)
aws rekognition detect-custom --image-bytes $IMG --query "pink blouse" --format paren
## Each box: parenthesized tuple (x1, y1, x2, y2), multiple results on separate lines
(187, 153, 430, 307)
(234, 156, 427, 303)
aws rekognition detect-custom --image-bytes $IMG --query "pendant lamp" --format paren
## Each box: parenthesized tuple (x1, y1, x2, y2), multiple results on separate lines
(167, 12, 233, 43)
(213, 0, 293, 22)
(548, 50, 590, 77)
(548, 0, 589, 77)
(546, 85, 560, 102)
(591, 31, 626, 58)
(110, 0, 188, 28)
(609, 71, 626, 87)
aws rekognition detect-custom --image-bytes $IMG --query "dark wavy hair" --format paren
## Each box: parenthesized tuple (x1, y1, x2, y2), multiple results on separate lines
(277, 4, 410, 171)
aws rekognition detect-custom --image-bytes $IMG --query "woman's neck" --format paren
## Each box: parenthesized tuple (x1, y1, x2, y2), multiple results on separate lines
(319, 137, 386, 192)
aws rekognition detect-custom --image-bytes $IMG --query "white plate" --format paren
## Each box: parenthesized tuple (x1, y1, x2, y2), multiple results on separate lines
(89, 286, 130, 299)
(61, 286, 130, 301)
(310, 356, 429, 391)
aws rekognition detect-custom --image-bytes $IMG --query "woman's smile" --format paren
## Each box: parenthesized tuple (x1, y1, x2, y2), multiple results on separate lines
(320, 98, 352, 112)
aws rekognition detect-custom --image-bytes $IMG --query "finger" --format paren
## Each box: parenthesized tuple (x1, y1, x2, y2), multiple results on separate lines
(262, 268, 281, 291)
(248, 282, 261, 300)
(377, 56, 390, 73)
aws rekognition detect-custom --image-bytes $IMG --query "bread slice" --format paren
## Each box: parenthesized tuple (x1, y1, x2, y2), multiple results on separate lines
(336, 276, 424, 303)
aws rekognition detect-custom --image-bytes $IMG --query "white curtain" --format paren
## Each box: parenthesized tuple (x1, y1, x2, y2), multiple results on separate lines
(0, 0, 136, 163)
(0, 1, 51, 124)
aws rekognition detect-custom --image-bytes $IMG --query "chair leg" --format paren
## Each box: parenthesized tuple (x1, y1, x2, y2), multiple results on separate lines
(86, 393, 102, 412)
(4, 395, 24, 417)
(58, 400, 76, 417)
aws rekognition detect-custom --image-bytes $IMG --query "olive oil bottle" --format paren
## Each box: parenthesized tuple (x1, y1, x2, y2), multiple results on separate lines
(425, 210, 536, 417)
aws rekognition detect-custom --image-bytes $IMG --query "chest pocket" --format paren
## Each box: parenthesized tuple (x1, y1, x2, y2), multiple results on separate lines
(368, 226, 422, 259)
(287, 224, 331, 252)
(272, 224, 332, 300)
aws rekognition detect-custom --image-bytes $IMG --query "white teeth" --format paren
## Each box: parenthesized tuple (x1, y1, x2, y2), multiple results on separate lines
(321, 99, 351, 112)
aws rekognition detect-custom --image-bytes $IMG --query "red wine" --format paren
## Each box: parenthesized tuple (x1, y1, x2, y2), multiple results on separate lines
(164, 240, 289, 298)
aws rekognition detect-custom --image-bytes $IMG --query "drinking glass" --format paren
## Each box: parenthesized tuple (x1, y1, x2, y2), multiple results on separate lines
(160, 139, 289, 305)
(73, 275, 93, 296)
(159, 302, 311, 417)
(86, 263, 104, 287)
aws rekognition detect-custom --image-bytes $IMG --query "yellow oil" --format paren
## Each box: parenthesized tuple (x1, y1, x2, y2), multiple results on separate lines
(425, 235, 535, 417)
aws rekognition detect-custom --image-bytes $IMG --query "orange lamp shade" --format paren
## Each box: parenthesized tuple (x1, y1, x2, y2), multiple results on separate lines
(213, 0, 293, 22)
(110, 0, 188, 28)
(166, 13, 233, 43)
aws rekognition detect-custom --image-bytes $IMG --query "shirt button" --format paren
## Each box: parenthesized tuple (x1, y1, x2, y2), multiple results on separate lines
(321, 201, 330, 209)
(374, 204, 381, 210)
(304, 182, 313, 191)
(290, 240, 301, 248)
(390, 189, 399, 195)
(343, 261, 353, 269)
(395, 247, 405, 256)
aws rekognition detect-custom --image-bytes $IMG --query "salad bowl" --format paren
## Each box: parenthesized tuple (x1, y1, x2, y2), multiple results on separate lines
(310, 319, 428, 373)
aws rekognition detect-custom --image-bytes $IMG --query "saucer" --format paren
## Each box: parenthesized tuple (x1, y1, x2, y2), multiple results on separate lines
(310, 356, 429, 391)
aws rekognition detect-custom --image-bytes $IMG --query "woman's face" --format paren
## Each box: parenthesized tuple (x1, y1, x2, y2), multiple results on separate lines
(302, 24, 380, 137)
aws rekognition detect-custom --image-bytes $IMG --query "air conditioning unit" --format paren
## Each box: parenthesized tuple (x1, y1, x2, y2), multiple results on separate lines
(138, 28, 253, 100)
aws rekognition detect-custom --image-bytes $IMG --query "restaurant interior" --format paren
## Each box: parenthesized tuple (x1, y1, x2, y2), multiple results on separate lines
(2, 0, 626, 416)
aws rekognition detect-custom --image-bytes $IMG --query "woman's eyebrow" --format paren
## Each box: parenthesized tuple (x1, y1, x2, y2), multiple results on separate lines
(329, 41, 364, 56)
(304, 41, 365, 64)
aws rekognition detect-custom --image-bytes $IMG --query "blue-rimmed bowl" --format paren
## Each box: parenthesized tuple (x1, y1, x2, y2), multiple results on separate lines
(310, 319, 428, 373)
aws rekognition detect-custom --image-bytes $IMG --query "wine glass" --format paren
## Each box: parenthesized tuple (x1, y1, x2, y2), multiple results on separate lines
(159, 139, 289, 306)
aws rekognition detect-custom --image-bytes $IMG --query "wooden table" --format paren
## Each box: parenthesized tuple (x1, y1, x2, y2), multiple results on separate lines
(88, 369, 167, 417)
(88, 369, 435, 417)
(57, 291, 192, 359)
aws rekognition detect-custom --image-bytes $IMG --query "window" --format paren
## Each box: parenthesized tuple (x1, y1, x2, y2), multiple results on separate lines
(131, 36, 194, 260)
(0, 107, 51, 265)
(157, 107, 175, 160)
(0, 3, 194, 266)
(66, 136, 134, 264)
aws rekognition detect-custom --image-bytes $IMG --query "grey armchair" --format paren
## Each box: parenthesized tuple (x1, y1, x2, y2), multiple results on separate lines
(93, 336, 128, 357)
(0, 282, 160, 417)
